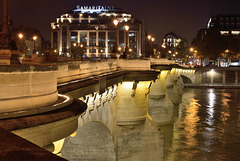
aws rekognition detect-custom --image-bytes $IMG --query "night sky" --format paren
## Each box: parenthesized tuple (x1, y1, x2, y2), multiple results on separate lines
(1, 0, 240, 44)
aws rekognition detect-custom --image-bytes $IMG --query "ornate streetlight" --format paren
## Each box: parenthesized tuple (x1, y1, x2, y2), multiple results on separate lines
(123, 25, 130, 58)
(112, 19, 119, 55)
(33, 36, 37, 54)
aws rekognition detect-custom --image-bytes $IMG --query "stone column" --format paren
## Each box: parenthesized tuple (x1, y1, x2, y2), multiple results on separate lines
(166, 69, 183, 105)
(148, 71, 174, 125)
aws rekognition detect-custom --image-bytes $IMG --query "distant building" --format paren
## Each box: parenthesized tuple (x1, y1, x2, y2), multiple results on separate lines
(51, 5, 145, 58)
(207, 14, 240, 37)
(162, 32, 188, 48)
(0, 24, 46, 55)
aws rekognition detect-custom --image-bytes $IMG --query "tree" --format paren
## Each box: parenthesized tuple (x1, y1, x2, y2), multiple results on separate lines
(176, 40, 188, 59)
(71, 45, 85, 59)
(192, 28, 240, 59)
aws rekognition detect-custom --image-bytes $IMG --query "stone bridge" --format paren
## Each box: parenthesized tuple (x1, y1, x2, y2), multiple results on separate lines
(56, 69, 187, 161)
(0, 58, 200, 160)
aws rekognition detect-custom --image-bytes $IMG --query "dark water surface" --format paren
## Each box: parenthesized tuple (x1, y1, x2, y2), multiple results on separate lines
(163, 88, 240, 161)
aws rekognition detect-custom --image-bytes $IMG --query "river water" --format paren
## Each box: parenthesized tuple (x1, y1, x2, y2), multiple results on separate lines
(163, 88, 240, 161)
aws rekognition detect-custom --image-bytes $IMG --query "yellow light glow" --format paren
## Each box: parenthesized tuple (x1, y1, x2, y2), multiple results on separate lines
(53, 138, 65, 154)
(151, 37, 155, 42)
(18, 33, 23, 39)
(147, 35, 151, 40)
(70, 131, 77, 137)
(122, 82, 133, 89)
(113, 19, 119, 26)
(33, 36, 37, 41)
(124, 25, 129, 31)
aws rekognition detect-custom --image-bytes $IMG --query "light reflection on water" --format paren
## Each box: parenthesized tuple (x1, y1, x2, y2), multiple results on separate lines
(164, 88, 240, 161)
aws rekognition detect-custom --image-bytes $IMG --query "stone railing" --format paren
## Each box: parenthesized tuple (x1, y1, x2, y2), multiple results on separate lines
(0, 65, 58, 114)
(56, 59, 118, 83)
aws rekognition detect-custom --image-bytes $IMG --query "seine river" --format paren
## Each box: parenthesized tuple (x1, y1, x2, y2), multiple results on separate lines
(163, 88, 240, 161)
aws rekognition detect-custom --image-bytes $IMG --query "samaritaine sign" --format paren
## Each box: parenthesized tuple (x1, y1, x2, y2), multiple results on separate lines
(74, 5, 115, 13)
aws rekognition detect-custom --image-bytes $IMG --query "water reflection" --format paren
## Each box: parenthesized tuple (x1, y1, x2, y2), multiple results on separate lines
(206, 89, 216, 126)
(165, 88, 240, 161)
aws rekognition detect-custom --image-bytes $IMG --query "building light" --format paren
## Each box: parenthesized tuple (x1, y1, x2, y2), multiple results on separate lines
(220, 31, 229, 35)
(231, 31, 240, 35)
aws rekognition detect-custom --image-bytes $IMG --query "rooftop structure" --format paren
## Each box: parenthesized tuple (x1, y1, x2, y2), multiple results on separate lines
(51, 5, 145, 58)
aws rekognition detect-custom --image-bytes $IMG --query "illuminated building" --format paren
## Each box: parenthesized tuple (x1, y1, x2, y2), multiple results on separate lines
(162, 32, 188, 48)
(207, 15, 240, 37)
(51, 5, 145, 58)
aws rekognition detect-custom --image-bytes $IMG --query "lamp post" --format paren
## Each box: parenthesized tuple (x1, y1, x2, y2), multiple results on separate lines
(33, 35, 37, 54)
(112, 19, 119, 56)
(2, 0, 8, 34)
(18, 33, 23, 39)
(123, 25, 130, 59)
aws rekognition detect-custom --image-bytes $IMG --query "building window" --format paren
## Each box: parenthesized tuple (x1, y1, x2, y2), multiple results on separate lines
(80, 32, 87, 47)
(129, 32, 137, 56)
(53, 32, 58, 49)
(63, 19, 69, 23)
(231, 23, 235, 28)
(71, 32, 78, 45)
(89, 32, 96, 47)
(81, 20, 88, 24)
(62, 26, 67, 49)
(108, 32, 115, 53)
(89, 48, 96, 54)
(82, 14, 88, 18)
(72, 20, 79, 24)
(231, 31, 240, 35)
(119, 30, 124, 47)
(91, 20, 97, 24)
(98, 32, 106, 47)
(73, 14, 79, 18)
(220, 31, 229, 35)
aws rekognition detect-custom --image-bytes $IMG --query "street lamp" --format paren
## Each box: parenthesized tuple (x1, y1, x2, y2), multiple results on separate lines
(112, 19, 119, 55)
(33, 35, 37, 54)
(147, 35, 152, 40)
(18, 33, 23, 39)
(151, 37, 155, 42)
(123, 25, 130, 58)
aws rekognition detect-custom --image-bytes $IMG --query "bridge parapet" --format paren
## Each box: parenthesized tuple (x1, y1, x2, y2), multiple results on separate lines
(0, 65, 58, 115)
(117, 59, 151, 71)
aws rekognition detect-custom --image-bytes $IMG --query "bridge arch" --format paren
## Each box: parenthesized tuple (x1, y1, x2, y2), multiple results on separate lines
(61, 121, 116, 161)
(181, 74, 193, 84)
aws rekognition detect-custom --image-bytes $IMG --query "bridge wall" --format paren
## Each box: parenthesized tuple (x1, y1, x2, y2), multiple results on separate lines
(0, 65, 58, 114)
(56, 60, 118, 83)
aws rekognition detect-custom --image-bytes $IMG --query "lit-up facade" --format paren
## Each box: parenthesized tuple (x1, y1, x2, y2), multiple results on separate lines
(162, 32, 188, 48)
(51, 6, 145, 58)
(207, 15, 240, 37)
